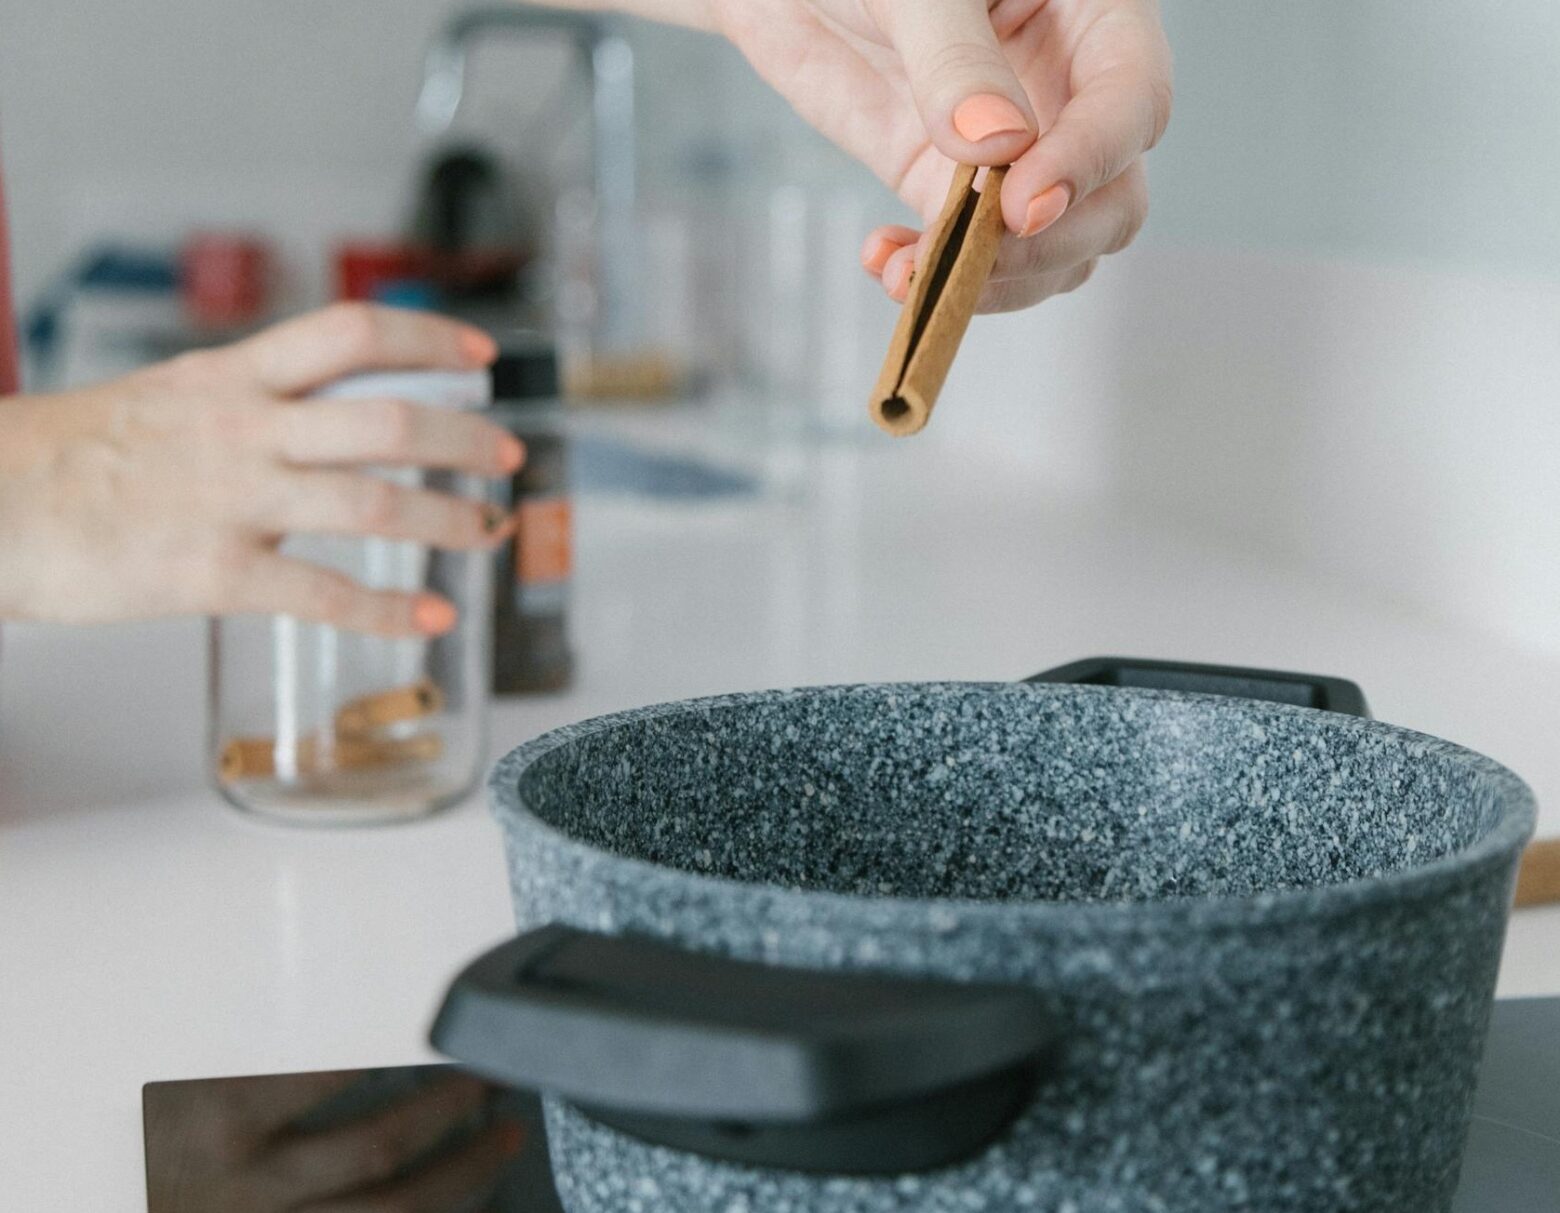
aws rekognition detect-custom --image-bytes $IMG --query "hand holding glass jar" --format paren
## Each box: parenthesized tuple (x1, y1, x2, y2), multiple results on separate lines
(0, 303, 517, 631)
(210, 366, 507, 825)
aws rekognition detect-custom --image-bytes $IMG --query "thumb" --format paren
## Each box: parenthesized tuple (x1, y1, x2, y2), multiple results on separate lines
(880, 0, 1036, 165)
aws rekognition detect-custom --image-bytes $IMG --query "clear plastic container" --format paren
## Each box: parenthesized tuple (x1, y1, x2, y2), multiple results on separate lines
(209, 370, 494, 825)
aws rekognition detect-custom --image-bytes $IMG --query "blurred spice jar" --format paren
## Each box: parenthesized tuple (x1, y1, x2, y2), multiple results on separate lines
(489, 343, 574, 696)
(181, 232, 272, 330)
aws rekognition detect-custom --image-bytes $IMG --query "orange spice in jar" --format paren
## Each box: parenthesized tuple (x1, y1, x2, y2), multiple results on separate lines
(490, 344, 575, 695)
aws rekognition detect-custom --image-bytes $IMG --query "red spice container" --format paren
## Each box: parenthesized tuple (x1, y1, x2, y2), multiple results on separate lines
(181, 232, 272, 329)
(333, 241, 433, 303)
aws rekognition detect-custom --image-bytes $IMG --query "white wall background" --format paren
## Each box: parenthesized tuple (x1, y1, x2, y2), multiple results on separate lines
(1, 0, 1557, 656)
(1, 1, 454, 309)
(0, 0, 783, 310)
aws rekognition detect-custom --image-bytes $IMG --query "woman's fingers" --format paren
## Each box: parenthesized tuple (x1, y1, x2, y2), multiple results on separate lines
(873, 0, 1037, 165)
(878, 239, 1096, 311)
(979, 258, 1100, 314)
(271, 397, 523, 477)
(873, 162, 1147, 310)
(232, 303, 497, 397)
(880, 239, 922, 303)
(1000, 7, 1172, 236)
(305, 1120, 524, 1213)
(860, 225, 921, 275)
(989, 162, 1149, 282)
(232, 552, 458, 637)
(228, 1071, 371, 1135)
(252, 470, 513, 552)
(266, 1073, 490, 1203)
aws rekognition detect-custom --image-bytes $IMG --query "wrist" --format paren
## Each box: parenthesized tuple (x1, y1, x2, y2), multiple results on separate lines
(0, 389, 114, 621)
(0, 388, 113, 474)
(0, 418, 44, 621)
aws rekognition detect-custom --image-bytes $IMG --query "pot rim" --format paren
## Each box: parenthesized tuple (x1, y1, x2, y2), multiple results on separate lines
(490, 682, 1537, 933)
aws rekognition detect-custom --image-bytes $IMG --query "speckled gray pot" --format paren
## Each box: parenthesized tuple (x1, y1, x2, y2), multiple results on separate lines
(490, 682, 1535, 1213)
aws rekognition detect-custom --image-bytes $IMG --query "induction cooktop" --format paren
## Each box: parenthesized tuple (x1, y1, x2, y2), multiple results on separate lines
(143, 997, 1559, 1211)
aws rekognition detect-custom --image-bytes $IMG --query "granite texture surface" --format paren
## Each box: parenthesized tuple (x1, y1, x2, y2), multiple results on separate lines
(490, 682, 1536, 1213)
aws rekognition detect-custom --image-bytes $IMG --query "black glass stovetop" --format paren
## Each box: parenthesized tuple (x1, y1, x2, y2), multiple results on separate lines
(144, 998, 1560, 1212)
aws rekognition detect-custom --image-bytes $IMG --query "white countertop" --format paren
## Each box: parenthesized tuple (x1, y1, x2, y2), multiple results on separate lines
(2, 424, 1557, 1210)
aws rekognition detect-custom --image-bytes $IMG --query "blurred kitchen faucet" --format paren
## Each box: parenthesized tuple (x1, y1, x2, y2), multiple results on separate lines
(417, 5, 638, 351)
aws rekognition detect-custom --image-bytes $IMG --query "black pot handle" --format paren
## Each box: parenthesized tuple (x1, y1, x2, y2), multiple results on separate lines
(431, 925, 1054, 1174)
(1024, 656, 1371, 719)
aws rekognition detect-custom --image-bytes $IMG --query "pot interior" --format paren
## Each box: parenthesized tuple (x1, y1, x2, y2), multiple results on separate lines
(512, 685, 1519, 904)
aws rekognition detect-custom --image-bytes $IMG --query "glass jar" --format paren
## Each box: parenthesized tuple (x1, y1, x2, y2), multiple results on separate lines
(209, 369, 494, 825)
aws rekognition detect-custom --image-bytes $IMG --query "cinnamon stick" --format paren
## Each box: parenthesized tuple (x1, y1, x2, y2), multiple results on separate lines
(1515, 837, 1560, 908)
(334, 679, 444, 736)
(219, 732, 444, 782)
(869, 163, 1008, 437)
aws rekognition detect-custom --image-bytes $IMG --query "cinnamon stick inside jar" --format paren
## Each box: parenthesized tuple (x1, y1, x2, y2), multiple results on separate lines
(869, 164, 1008, 437)
(219, 732, 444, 782)
(334, 680, 445, 736)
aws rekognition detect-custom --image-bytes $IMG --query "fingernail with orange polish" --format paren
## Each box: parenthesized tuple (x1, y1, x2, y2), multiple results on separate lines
(497, 434, 525, 472)
(953, 94, 1030, 144)
(1021, 185, 1071, 237)
(861, 235, 897, 276)
(414, 598, 458, 635)
(461, 330, 499, 364)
